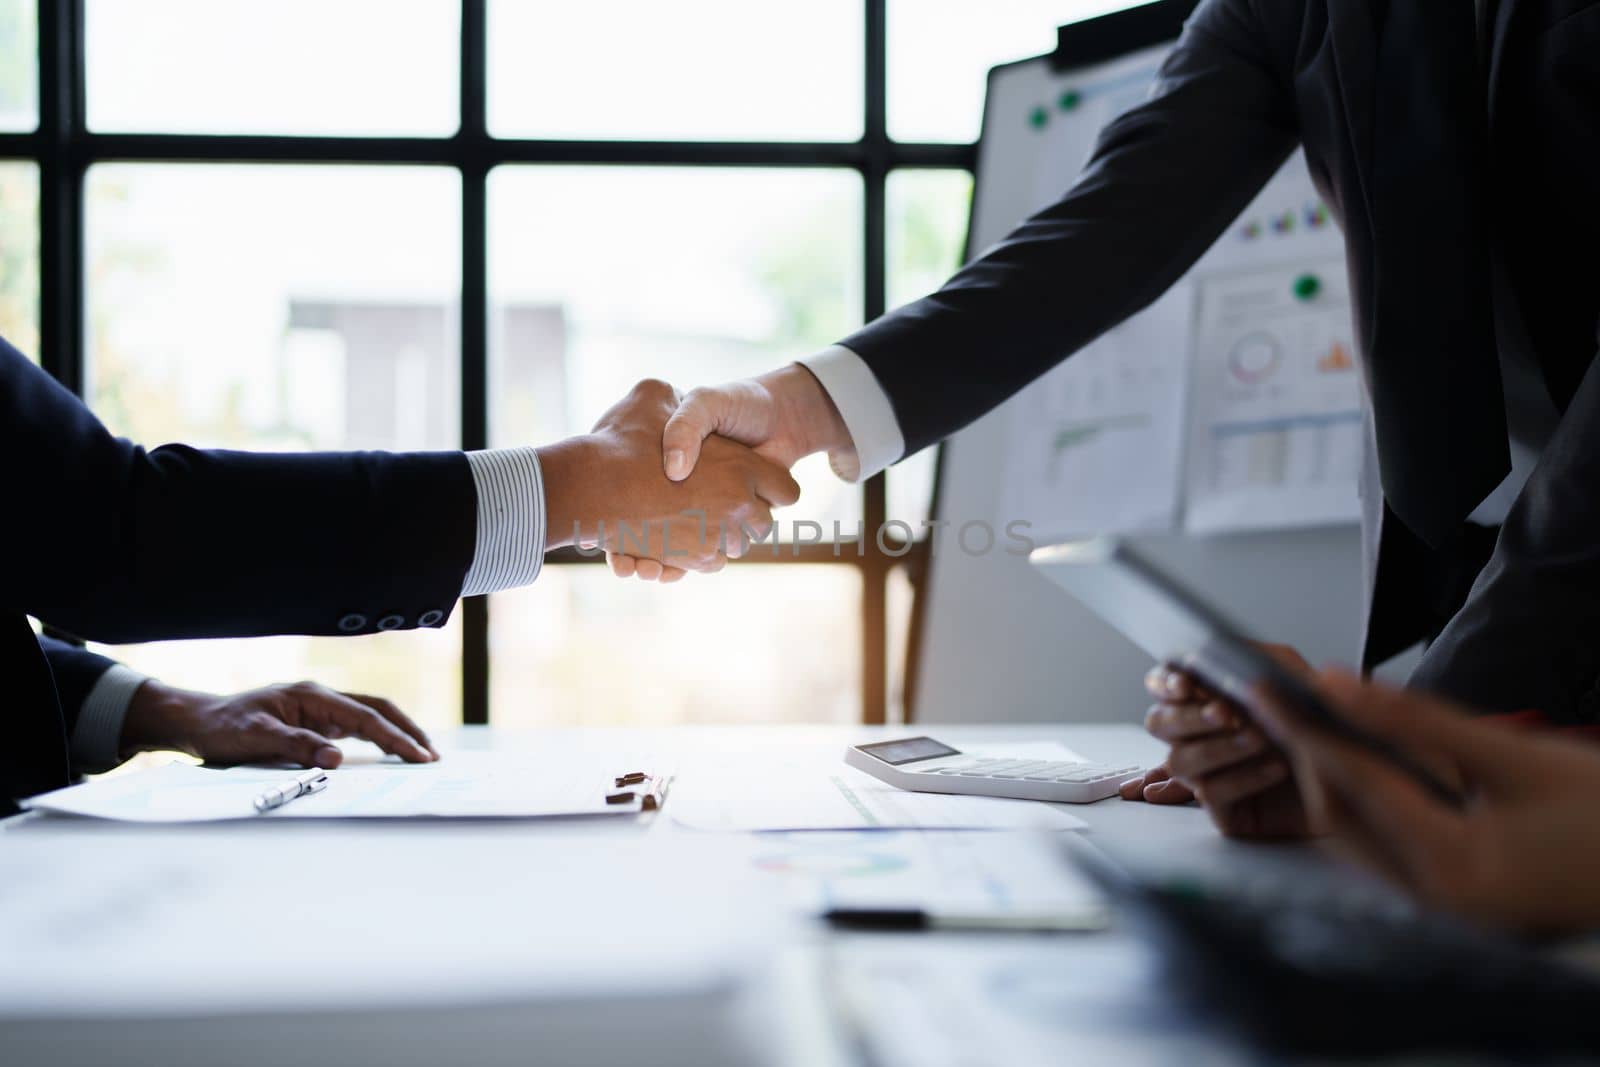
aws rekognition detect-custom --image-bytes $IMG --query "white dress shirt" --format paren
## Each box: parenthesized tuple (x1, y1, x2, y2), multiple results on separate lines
(71, 446, 549, 770)
(798, 345, 905, 483)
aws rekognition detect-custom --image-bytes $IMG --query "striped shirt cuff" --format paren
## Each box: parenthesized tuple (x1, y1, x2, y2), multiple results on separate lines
(461, 447, 547, 597)
(70, 664, 150, 772)
(797, 345, 906, 483)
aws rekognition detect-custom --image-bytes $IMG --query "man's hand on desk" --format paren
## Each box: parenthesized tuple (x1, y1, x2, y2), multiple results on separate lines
(1119, 644, 1320, 840)
(605, 364, 851, 581)
(539, 378, 802, 582)
(118, 679, 439, 768)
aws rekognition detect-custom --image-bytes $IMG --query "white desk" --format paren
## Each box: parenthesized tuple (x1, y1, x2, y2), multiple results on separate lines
(0, 724, 1357, 1067)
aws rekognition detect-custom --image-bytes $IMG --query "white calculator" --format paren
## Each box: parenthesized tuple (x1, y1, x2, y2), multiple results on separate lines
(845, 737, 1143, 804)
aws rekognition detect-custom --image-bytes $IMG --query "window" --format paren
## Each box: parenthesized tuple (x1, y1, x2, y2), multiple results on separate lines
(487, 0, 861, 143)
(83, 164, 464, 729)
(885, 167, 972, 532)
(85, 0, 459, 136)
(12, 2, 1139, 729)
(0, 160, 37, 358)
(0, 0, 36, 132)
(488, 165, 867, 724)
(887, 0, 1136, 143)
(488, 165, 864, 531)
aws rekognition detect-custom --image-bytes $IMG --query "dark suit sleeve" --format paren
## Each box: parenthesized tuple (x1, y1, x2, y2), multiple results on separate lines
(2, 338, 478, 643)
(1409, 353, 1600, 723)
(35, 635, 120, 739)
(838, 0, 1298, 453)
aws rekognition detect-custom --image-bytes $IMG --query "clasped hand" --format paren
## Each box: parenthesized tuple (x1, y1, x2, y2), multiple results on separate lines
(601, 365, 854, 580)
(540, 379, 802, 581)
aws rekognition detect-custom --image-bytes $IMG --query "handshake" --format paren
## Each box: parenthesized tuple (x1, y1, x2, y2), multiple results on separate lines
(539, 365, 854, 581)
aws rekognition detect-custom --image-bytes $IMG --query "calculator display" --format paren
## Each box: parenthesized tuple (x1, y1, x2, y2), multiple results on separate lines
(856, 737, 960, 766)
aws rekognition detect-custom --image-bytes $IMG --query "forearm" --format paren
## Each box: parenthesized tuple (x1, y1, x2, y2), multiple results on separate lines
(837, 8, 1296, 455)
(1405, 566, 1590, 718)
(1411, 358, 1600, 721)
(38, 636, 149, 773)
(461, 447, 547, 595)
(116, 677, 213, 761)
(788, 351, 896, 482)
(535, 435, 606, 549)
(4, 334, 488, 639)
(11, 384, 478, 642)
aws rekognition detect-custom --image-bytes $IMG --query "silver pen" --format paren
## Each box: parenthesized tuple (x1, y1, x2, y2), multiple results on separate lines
(252, 769, 330, 814)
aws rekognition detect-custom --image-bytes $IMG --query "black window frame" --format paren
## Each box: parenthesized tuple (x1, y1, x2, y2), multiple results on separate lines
(14, 0, 974, 726)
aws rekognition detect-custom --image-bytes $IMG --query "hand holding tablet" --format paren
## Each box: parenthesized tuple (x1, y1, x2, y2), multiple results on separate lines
(1030, 538, 1462, 809)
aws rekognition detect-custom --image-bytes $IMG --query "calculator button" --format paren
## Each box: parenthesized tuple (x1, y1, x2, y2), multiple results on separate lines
(991, 762, 1051, 779)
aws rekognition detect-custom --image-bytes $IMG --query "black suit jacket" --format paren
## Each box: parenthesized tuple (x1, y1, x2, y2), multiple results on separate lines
(1, 337, 478, 805)
(35, 634, 122, 735)
(841, 0, 1600, 717)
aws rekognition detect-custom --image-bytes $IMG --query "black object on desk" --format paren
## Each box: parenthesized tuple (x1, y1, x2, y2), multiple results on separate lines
(823, 907, 1106, 934)
(1077, 849, 1600, 1057)
(605, 772, 669, 811)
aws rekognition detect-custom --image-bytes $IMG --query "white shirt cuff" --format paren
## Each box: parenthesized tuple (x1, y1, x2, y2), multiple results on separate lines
(461, 447, 547, 597)
(70, 664, 149, 772)
(797, 345, 905, 483)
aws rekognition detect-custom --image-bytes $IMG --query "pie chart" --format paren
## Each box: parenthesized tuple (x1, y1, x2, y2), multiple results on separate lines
(1227, 332, 1281, 384)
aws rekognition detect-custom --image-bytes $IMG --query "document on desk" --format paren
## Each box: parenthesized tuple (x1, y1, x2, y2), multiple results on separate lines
(747, 830, 1107, 920)
(24, 751, 667, 822)
(823, 933, 1219, 1067)
(670, 745, 1088, 832)
(0, 828, 780, 1023)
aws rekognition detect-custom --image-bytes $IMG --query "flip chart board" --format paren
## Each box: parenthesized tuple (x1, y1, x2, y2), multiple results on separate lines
(910, 2, 1365, 725)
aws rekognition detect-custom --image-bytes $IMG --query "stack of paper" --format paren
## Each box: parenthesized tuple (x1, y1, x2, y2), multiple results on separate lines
(24, 750, 667, 822)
